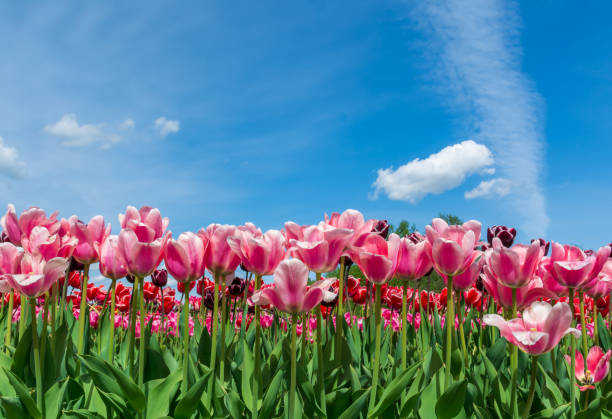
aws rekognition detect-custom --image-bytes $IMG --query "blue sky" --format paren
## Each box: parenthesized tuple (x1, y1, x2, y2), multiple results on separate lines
(1, 0, 611, 253)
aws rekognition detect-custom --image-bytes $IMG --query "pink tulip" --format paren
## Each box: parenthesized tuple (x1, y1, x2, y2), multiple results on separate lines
(585, 277, 612, 300)
(425, 218, 481, 276)
(483, 271, 554, 311)
(392, 237, 433, 281)
(350, 233, 398, 284)
(251, 259, 334, 313)
(70, 215, 111, 265)
(1, 204, 60, 246)
(289, 224, 353, 273)
(7, 255, 69, 298)
(565, 346, 612, 391)
(119, 206, 169, 242)
(199, 224, 240, 277)
(324, 209, 375, 246)
(21, 225, 78, 261)
(99, 235, 128, 280)
(164, 232, 206, 282)
(483, 238, 544, 288)
(0, 243, 21, 275)
(451, 256, 484, 290)
(117, 228, 168, 278)
(483, 301, 580, 355)
(544, 242, 610, 289)
(227, 229, 286, 276)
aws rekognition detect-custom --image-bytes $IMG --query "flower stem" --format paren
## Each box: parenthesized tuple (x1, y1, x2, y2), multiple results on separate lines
(444, 276, 454, 391)
(522, 356, 538, 419)
(579, 291, 589, 362)
(289, 313, 298, 418)
(569, 287, 576, 417)
(182, 280, 191, 394)
(41, 291, 49, 370)
(207, 273, 221, 405)
(4, 291, 13, 352)
(368, 284, 383, 412)
(128, 277, 140, 379)
(252, 274, 262, 419)
(219, 278, 228, 384)
(315, 273, 327, 415)
(108, 279, 117, 363)
(594, 304, 599, 346)
(335, 257, 346, 364)
(77, 264, 90, 355)
(457, 292, 468, 369)
(19, 294, 27, 339)
(401, 283, 407, 371)
(30, 298, 43, 412)
(138, 277, 146, 389)
(510, 288, 518, 419)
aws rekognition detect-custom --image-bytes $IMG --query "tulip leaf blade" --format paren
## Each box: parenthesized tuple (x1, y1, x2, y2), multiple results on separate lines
(434, 378, 467, 419)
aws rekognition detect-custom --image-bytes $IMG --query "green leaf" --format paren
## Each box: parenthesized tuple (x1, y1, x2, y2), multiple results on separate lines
(260, 369, 283, 418)
(528, 404, 570, 419)
(146, 367, 183, 419)
(174, 368, 211, 419)
(2, 367, 42, 419)
(241, 339, 254, 411)
(369, 362, 421, 417)
(435, 379, 467, 419)
(0, 396, 27, 418)
(44, 379, 69, 419)
(338, 388, 371, 419)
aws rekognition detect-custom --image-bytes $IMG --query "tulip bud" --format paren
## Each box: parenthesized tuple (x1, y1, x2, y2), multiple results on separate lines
(203, 290, 215, 310)
(229, 277, 246, 296)
(487, 225, 517, 248)
(151, 269, 168, 287)
(372, 220, 390, 239)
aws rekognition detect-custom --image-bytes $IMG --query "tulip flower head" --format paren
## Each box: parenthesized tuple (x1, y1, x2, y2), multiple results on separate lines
(164, 232, 206, 283)
(392, 236, 433, 281)
(99, 235, 128, 280)
(70, 215, 111, 265)
(565, 346, 612, 391)
(1, 204, 60, 246)
(425, 218, 481, 277)
(483, 238, 544, 288)
(7, 255, 69, 298)
(543, 243, 611, 290)
(289, 224, 353, 273)
(200, 224, 241, 277)
(351, 233, 399, 284)
(227, 229, 287, 276)
(484, 301, 580, 355)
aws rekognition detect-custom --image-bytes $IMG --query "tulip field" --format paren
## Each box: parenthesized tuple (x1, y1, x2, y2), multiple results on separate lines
(1, 206, 612, 418)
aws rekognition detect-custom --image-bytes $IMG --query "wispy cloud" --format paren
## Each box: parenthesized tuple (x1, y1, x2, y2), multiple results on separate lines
(413, 0, 549, 236)
(119, 118, 135, 130)
(465, 178, 511, 199)
(44, 113, 121, 147)
(0, 136, 26, 178)
(154, 117, 180, 136)
(373, 140, 494, 203)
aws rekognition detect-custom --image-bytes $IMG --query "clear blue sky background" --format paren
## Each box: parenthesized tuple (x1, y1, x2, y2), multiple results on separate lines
(0, 1, 610, 257)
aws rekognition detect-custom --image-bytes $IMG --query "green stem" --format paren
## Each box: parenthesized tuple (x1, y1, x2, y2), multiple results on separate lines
(4, 291, 13, 352)
(444, 276, 454, 391)
(207, 273, 221, 406)
(41, 291, 49, 371)
(579, 291, 588, 363)
(128, 277, 140, 379)
(569, 288, 576, 417)
(60, 270, 69, 323)
(220, 278, 228, 384)
(401, 283, 407, 371)
(138, 277, 146, 389)
(252, 274, 262, 419)
(594, 304, 599, 346)
(182, 280, 191, 394)
(315, 273, 327, 415)
(289, 313, 298, 418)
(77, 264, 90, 354)
(19, 294, 27, 339)
(51, 282, 58, 347)
(30, 298, 43, 412)
(457, 292, 468, 369)
(368, 285, 383, 412)
(522, 356, 538, 419)
(108, 279, 117, 363)
(510, 288, 518, 419)
(335, 257, 346, 364)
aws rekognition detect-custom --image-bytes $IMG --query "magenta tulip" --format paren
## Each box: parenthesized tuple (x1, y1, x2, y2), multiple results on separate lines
(119, 206, 169, 242)
(0, 242, 21, 275)
(544, 242, 611, 289)
(483, 274, 554, 311)
(199, 224, 240, 277)
(425, 218, 481, 277)
(251, 259, 333, 313)
(451, 255, 484, 290)
(350, 233, 398, 284)
(484, 301, 580, 355)
(289, 224, 353, 273)
(228, 229, 286, 276)
(565, 346, 612, 391)
(483, 238, 544, 289)
(164, 232, 206, 283)
(117, 228, 168, 278)
(392, 237, 433, 281)
(1, 204, 60, 246)
(99, 235, 128, 280)
(7, 255, 69, 298)
(325, 209, 375, 246)
(70, 215, 111, 265)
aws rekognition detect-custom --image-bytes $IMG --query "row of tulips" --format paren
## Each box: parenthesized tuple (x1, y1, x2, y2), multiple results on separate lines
(0, 205, 611, 418)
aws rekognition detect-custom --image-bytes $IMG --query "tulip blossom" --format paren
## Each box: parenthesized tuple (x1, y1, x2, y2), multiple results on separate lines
(289, 224, 353, 273)
(324, 209, 375, 246)
(251, 259, 334, 313)
(350, 233, 398, 284)
(119, 206, 169, 242)
(392, 237, 433, 281)
(0, 204, 60, 246)
(543, 242, 611, 290)
(487, 225, 517, 248)
(451, 256, 484, 291)
(482, 274, 554, 311)
(483, 238, 544, 289)
(0, 242, 21, 275)
(565, 346, 612, 391)
(484, 301, 580, 355)
(227, 229, 287, 276)
(425, 218, 481, 277)
(99, 236, 128, 280)
(21, 226, 77, 261)
(164, 232, 206, 283)
(199, 224, 241, 277)
(69, 215, 111, 265)
(7, 255, 69, 298)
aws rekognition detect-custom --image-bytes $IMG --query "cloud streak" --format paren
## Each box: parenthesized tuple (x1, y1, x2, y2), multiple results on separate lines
(413, 0, 549, 237)
(0, 136, 26, 178)
(44, 114, 121, 147)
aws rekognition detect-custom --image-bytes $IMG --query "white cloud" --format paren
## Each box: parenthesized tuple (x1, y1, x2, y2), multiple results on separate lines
(373, 140, 494, 203)
(154, 117, 180, 136)
(119, 119, 135, 130)
(44, 114, 121, 147)
(0, 136, 26, 178)
(414, 0, 549, 236)
(465, 178, 511, 199)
